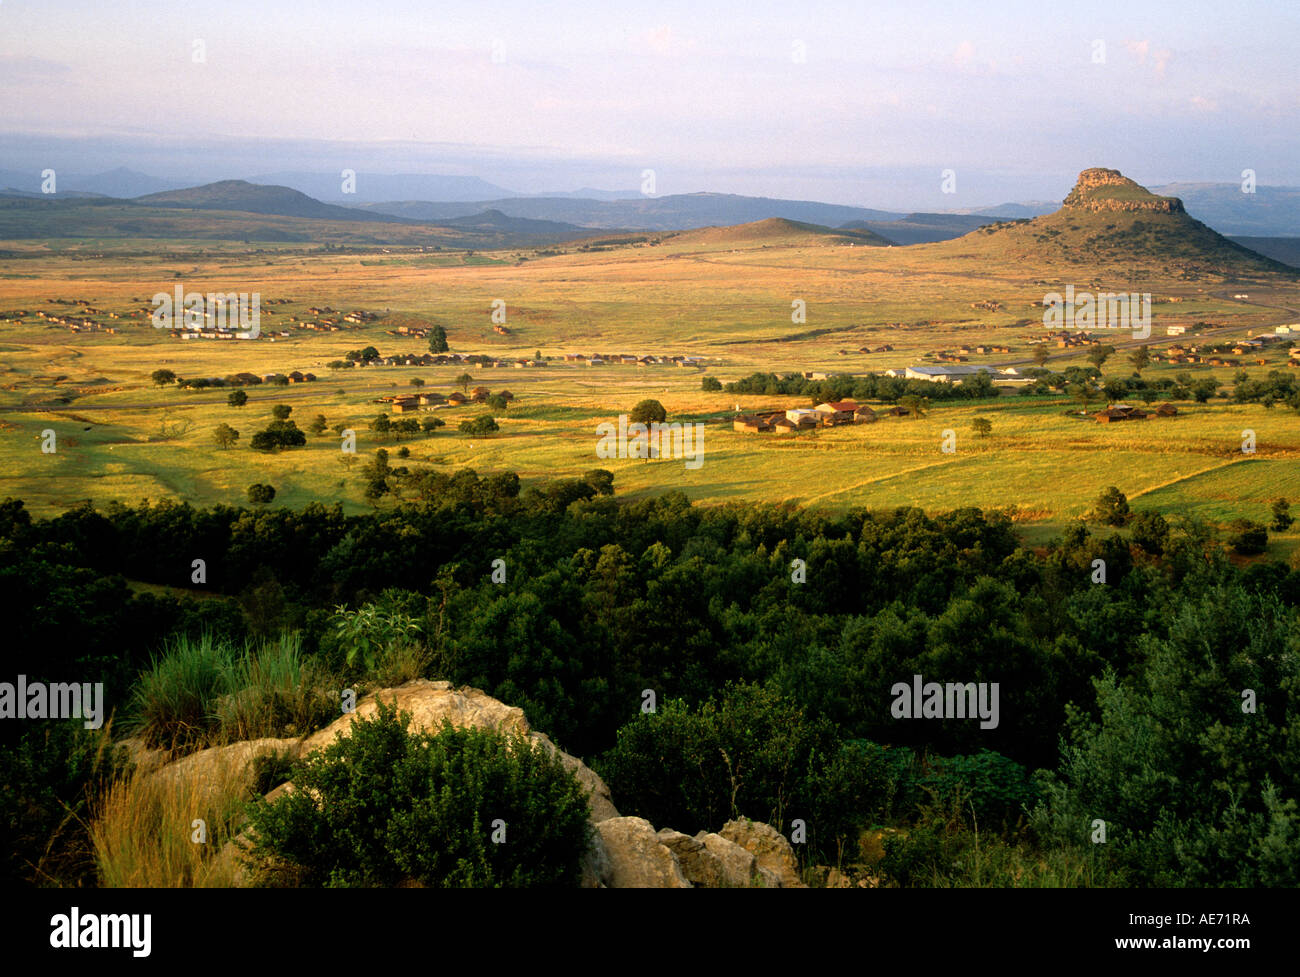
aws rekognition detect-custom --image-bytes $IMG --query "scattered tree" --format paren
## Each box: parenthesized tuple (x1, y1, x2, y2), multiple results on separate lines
(151, 369, 177, 386)
(1086, 345, 1114, 371)
(629, 399, 667, 425)
(1227, 519, 1268, 555)
(459, 415, 500, 436)
(250, 420, 306, 452)
(1093, 486, 1130, 526)
(1032, 344, 1051, 368)
(308, 414, 328, 436)
(227, 389, 248, 408)
(702, 376, 723, 392)
(1128, 345, 1150, 375)
(247, 483, 276, 504)
(271, 404, 292, 421)
(897, 395, 929, 418)
(971, 417, 992, 437)
(213, 423, 240, 450)
(455, 373, 473, 393)
(1270, 499, 1293, 532)
(410, 378, 425, 388)
(428, 325, 449, 354)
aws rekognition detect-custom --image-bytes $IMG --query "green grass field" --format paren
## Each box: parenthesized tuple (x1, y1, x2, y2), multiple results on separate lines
(2, 229, 1298, 554)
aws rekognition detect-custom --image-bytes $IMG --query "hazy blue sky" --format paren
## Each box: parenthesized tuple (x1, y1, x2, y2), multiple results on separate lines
(2, 0, 1297, 206)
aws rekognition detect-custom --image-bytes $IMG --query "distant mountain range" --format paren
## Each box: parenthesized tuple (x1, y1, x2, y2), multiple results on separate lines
(0, 169, 1297, 265)
(1, 165, 1297, 237)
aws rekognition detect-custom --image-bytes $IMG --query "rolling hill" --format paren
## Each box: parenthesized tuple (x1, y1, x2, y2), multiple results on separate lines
(659, 217, 896, 248)
(841, 213, 998, 245)
(134, 180, 407, 222)
(351, 192, 905, 230)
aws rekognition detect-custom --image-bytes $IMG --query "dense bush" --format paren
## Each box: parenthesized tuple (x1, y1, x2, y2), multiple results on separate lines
(0, 722, 130, 886)
(244, 700, 591, 887)
(596, 684, 836, 840)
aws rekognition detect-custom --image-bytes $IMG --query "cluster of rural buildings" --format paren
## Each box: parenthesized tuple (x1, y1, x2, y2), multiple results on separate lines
(1092, 403, 1179, 423)
(883, 364, 1032, 387)
(734, 399, 910, 433)
(374, 386, 513, 414)
(932, 343, 1015, 362)
(559, 353, 705, 367)
(1158, 330, 1298, 368)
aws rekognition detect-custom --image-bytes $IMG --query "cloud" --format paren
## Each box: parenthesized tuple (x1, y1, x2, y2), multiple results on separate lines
(1123, 39, 1172, 77)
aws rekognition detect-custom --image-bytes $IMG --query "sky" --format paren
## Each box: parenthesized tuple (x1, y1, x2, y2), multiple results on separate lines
(2, 0, 1298, 208)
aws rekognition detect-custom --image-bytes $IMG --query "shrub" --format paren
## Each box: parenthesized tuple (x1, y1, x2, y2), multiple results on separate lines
(0, 722, 130, 886)
(247, 483, 275, 504)
(458, 415, 499, 436)
(243, 700, 591, 887)
(1271, 499, 1293, 532)
(1130, 509, 1170, 554)
(1227, 519, 1268, 555)
(1093, 486, 1129, 526)
(596, 683, 835, 838)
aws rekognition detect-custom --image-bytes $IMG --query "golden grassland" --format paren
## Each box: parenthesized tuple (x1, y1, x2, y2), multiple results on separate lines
(1, 229, 1298, 555)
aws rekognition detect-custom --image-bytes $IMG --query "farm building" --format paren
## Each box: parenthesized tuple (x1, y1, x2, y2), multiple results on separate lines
(1094, 404, 1150, 423)
(904, 364, 1000, 384)
(815, 400, 858, 424)
(733, 415, 775, 434)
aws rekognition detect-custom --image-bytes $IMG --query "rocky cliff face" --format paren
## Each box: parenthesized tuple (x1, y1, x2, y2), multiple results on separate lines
(1062, 167, 1185, 214)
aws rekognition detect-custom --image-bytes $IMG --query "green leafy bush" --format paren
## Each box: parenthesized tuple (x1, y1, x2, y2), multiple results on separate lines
(596, 683, 835, 838)
(0, 722, 130, 886)
(243, 700, 591, 887)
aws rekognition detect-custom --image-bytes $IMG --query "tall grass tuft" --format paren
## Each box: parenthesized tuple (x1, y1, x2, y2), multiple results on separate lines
(129, 631, 340, 754)
(215, 633, 337, 742)
(90, 753, 251, 888)
(129, 632, 233, 752)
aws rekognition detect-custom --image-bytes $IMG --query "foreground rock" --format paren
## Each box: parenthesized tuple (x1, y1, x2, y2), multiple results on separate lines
(297, 681, 620, 823)
(141, 682, 814, 888)
(596, 818, 692, 888)
(719, 818, 806, 888)
(656, 828, 786, 887)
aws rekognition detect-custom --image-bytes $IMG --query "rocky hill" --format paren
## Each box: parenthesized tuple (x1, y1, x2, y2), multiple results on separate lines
(1061, 167, 1186, 214)
(923, 166, 1298, 279)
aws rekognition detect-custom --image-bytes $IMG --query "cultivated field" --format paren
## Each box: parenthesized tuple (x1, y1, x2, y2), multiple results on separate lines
(1, 230, 1298, 556)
